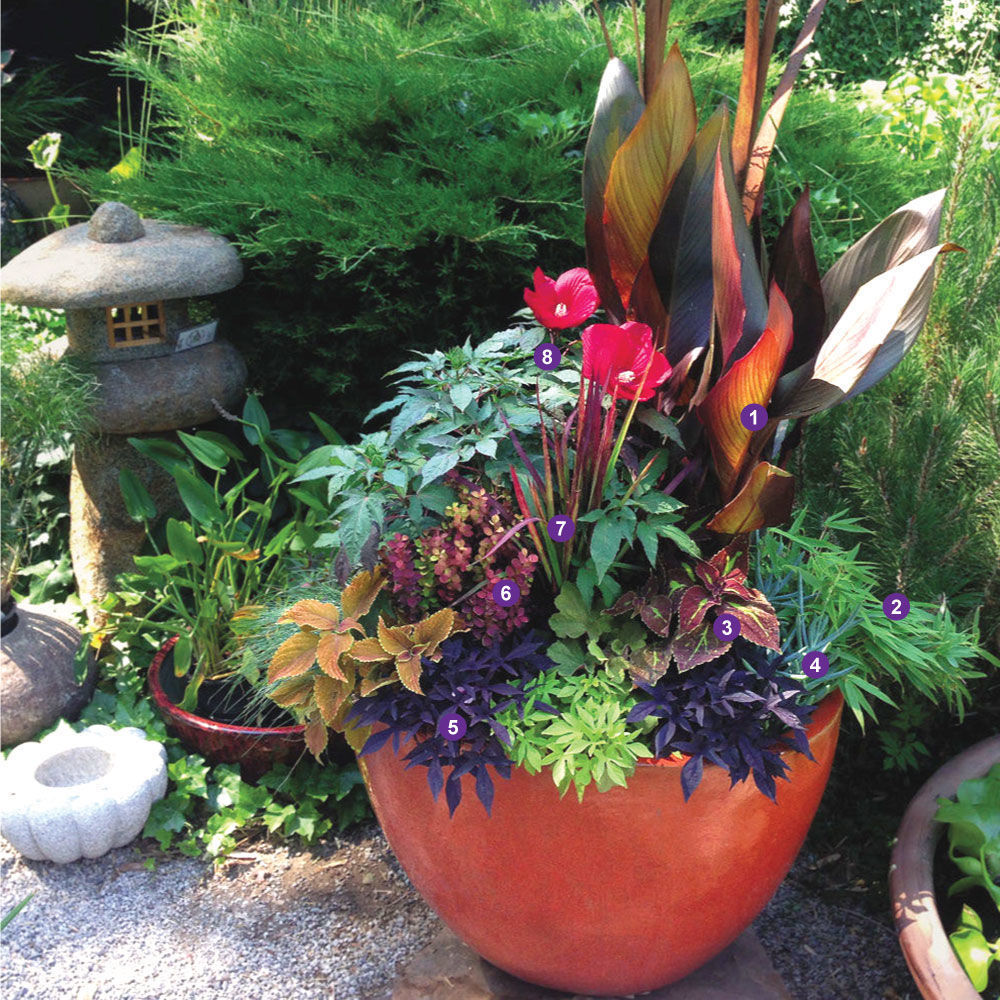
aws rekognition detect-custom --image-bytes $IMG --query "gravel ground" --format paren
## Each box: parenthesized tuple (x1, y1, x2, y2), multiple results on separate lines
(1, 825, 916, 1000)
(0, 823, 436, 1000)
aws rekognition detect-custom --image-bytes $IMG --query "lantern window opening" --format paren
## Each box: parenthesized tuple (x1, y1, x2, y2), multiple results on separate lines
(106, 301, 166, 348)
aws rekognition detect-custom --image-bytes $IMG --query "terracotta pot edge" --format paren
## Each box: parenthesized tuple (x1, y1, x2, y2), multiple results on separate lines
(148, 635, 306, 737)
(889, 734, 1000, 1000)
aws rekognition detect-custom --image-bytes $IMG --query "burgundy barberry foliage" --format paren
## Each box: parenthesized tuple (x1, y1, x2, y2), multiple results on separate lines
(381, 476, 539, 645)
(382, 533, 423, 618)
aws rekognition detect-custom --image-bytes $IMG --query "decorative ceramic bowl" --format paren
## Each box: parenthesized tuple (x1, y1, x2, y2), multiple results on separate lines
(0, 724, 167, 863)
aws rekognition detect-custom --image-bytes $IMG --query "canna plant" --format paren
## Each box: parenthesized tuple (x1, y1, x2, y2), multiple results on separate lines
(578, 0, 957, 538)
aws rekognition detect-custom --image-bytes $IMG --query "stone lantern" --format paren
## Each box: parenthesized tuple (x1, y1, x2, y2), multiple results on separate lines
(0, 202, 248, 617)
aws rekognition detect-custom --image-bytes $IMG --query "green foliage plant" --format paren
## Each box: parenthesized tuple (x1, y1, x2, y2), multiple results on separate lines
(0, 57, 89, 173)
(0, 304, 97, 600)
(25, 132, 74, 228)
(934, 763, 1000, 993)
(289, 324, 581, 568)
(719, 0, 1000, 86)
(107, 396, 321, 713)
(752, 509, 987, 726)
(799, 50, 1000, 647)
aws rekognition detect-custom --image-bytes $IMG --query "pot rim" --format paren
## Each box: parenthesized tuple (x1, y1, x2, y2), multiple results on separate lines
(148, 635, 306, 737)
(890, 733, 1000, 1000)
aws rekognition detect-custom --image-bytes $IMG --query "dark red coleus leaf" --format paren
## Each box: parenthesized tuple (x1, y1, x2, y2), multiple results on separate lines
(718, 595, 780, 651)
(669, 622, 731, 673)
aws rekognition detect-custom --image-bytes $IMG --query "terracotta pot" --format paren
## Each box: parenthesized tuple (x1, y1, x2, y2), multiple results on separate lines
(361, 689, 844, 995)
(890, 734, 1000, 1000)
(148, 636, 306, 782)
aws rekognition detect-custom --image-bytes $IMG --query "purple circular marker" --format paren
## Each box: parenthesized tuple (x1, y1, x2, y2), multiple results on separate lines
(438, 712, 467, 742)
(547, 515, 576, 542)
(534, 343, 562, 371)
(712, 614, 740, 642)
(740, 403, 768, 432)
(802, 650, 830, 679)
(492, 579, 520, 607)
(883, 592, 910, 620)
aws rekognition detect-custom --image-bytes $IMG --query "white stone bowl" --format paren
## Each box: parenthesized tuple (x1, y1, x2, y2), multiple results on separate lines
(0, 725, 167, 863)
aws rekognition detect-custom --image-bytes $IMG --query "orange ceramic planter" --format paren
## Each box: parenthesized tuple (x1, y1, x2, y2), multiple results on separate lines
(361, 689, 843, 995)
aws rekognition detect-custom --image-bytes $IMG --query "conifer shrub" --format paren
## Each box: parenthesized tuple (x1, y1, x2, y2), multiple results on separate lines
(75, 0, 616, 432)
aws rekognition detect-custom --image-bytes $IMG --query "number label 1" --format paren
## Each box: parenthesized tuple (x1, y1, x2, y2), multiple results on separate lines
(802, 651, 830, 679)
(882, 592, 910, 620)
(534, 343, 562, 372)
(740, 403, 768, 431)
(492, 579, 521, 607)
(712, 614, 741, 641)
(546, 515, 576, 541)
(437, 712, 467, 742)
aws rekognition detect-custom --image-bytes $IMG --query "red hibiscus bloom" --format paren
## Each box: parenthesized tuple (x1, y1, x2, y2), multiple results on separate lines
(524, 267, 599, 329)
(582, 321, 672, 401)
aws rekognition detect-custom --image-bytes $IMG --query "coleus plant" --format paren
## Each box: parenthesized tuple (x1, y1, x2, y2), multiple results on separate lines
(265, 567, 465, 756)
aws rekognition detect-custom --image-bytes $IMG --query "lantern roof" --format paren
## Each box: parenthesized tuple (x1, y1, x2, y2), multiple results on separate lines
(0, 202, 242, 309)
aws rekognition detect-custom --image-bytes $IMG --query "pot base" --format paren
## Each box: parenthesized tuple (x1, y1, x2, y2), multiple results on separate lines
(392, 926, 792, 1000)
(148, 637, 307, 782)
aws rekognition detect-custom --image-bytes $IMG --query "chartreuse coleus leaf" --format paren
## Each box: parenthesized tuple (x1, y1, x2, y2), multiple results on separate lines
(265, 567, 390, 757)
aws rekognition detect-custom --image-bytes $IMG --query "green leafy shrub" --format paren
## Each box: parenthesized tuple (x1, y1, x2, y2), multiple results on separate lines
(697, 0, 999, 85)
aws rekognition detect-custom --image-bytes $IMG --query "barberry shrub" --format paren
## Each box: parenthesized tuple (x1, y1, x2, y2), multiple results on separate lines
(382, 477, 541, 645)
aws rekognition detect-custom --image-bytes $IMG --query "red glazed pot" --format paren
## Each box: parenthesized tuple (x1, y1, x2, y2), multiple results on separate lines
(361, 689, 844, 995)
(148, 636, 306, 782)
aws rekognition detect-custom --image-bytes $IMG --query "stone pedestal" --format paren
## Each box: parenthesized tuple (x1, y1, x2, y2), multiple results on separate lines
(389, 927, 792, 1000)
(69, 436, 181, 617)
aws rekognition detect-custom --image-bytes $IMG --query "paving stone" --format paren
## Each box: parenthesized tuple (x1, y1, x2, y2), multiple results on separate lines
(391, 927, 793, 1000)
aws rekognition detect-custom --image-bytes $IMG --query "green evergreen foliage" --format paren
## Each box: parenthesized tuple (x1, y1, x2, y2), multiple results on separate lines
(75, 0, 619, 432)
(67, 0, 926, 434)
(799, 61, 1000, 650)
